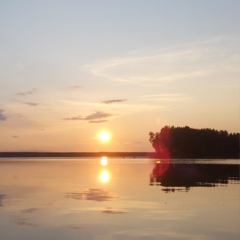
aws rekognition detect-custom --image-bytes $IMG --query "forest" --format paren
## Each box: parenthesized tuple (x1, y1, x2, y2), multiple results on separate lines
(149, 126, 239, 159)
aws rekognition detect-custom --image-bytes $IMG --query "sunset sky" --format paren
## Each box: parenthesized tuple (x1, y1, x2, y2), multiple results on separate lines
(0, 0, 239, 152)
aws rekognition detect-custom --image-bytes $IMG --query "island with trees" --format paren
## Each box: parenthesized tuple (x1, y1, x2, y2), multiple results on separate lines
(149, 126, 239, 159)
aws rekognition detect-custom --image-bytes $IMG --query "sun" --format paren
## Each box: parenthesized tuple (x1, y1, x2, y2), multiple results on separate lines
(99, 131, 111, 142)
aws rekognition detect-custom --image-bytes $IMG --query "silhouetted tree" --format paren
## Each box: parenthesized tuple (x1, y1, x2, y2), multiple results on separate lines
(149, 126, 239, 159)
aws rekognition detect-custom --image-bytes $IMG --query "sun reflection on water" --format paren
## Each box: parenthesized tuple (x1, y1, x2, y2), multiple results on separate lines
(100, 169, 110, 183)
(101, 156, 108, 166)
(99, 156, 111, 183)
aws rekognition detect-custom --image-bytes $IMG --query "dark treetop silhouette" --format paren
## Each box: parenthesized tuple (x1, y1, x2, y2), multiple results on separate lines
(149, 126, 239, 159)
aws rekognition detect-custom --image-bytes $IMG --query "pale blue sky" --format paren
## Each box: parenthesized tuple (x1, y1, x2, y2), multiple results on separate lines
(0, 0, 239, 151)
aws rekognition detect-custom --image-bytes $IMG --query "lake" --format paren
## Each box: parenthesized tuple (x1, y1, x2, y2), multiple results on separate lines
(0, 158, 239, 240)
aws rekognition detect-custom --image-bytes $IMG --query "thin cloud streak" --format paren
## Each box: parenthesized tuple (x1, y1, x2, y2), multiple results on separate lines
(82, 37, 239, 87)
(139, 93, 190, 102)
(64, 116, 83, 121)
(16, 88, 37, 96)
(64, 111, 114, 123)
(102, 99, 127, 104)
(84, 111, 113, 121)
(59, 99, 166, 111)
(68, 85, 83, 91)
(89, 120, 108, 124)
(23, 102, 39, 107)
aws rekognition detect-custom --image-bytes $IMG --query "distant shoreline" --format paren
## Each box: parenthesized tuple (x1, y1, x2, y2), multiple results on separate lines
(0, 152, 238, 159)
(0, 152, 153, 158)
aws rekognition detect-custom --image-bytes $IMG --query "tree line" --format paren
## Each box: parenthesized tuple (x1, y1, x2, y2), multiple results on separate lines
(149, 126, 239, 159)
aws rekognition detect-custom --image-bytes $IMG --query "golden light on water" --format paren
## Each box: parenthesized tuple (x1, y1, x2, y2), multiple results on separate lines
(101, 156, 108, 166)
(99, 156, 110, 183)
(100, 170, 110, 183)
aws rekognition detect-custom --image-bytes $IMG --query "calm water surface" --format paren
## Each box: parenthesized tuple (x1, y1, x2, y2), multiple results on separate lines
(0, 158, 239, 240)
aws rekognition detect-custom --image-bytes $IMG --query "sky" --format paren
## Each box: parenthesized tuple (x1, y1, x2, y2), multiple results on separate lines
(0, 0, 239, 152)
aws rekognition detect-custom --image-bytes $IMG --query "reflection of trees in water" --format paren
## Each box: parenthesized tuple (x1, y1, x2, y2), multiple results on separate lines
(150, 163, 240, 191)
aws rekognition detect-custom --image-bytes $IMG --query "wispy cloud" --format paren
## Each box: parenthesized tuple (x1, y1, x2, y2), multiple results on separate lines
(139, 93, 190, 102)
(89, 119, 108, 123)
(82, 36, 239, 87)
(64, 111, 114, 123)
(23, 102, 39, 107)
(102, 99, 127, 104)
(68, 85, 83, 91)
(64, 116, 83, 121)
(16, 88, 37, 96)
(0, 109, 7, 121)
(84, 111, 113, 121)
(118, 140, 143, 145)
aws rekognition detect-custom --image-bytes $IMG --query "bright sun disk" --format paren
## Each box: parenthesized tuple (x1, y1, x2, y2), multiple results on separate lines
(99, 132, 111, 142)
